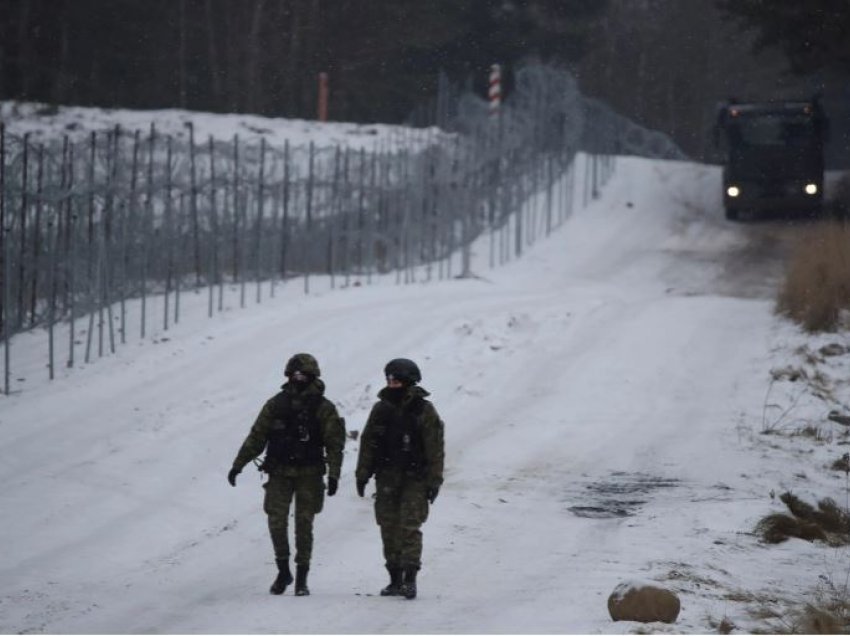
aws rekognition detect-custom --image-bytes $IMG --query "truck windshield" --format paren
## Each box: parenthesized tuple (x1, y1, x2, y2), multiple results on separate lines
(727, 114, 815, 147)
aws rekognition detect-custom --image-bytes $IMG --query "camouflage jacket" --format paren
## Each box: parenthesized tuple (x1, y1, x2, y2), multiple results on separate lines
(355, 385, 444, 488)
(232, 379, 345, 479)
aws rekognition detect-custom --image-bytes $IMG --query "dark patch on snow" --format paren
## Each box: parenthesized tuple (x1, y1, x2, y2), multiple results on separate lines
(569, 504, 641, 518)
(567, 472, 681, 519)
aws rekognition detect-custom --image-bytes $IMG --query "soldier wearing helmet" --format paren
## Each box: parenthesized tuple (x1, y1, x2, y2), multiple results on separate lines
(228, 353, 346, 597)
(355, 358, 445, 600)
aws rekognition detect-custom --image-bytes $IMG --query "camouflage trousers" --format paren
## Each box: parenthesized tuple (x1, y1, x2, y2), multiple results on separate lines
(374, 471, 430, 570)
(263, 472, 325, 566)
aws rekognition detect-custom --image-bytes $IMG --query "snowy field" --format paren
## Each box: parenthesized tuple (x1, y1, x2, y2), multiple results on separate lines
(2, 108, 850, 634)
(0, 101, 441, 151)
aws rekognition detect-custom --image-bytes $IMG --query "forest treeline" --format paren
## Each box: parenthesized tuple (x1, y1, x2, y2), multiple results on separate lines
(0, 0, 607, 123)
(1, 1, 848, 160)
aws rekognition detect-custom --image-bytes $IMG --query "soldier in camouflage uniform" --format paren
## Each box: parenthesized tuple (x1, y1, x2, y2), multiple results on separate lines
(355, 358, 444, 600)
(228, 353, 345, 596)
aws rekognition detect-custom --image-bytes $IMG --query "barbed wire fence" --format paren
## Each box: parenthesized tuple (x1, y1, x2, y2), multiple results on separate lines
(0, 62, 685, 393)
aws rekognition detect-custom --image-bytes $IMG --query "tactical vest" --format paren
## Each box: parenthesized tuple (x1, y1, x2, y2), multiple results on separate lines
(265, 391, 324, 467)
(377, 398, 426, 473)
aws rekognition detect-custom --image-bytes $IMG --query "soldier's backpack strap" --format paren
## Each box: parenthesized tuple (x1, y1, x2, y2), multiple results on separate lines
(265, 391, 324, 467)
(377, 396, 427, 472)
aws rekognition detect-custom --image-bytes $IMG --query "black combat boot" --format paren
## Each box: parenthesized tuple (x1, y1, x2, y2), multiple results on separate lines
(270, 559, 294, 595)
(400, 568, 417, 600)
(295, 564, 310, 596)
(380, 566, 403, 596)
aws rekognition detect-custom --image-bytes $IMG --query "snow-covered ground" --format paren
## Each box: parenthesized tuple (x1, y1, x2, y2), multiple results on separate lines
(0, 101, 442, 150)
(2, 107, 850, 634)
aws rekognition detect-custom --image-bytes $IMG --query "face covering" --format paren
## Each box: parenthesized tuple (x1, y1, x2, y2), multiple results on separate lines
(383, 386, 407, 404)
(289, 371, 312, 390)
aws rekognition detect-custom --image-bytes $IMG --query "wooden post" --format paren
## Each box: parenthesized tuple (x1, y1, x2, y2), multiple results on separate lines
(318, 72, 329, 122)
(489, 64, 502, 117)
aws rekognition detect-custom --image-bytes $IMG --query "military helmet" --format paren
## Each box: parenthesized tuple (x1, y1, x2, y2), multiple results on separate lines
(285, 353, 321, 378)
(384, 358, 421, 385)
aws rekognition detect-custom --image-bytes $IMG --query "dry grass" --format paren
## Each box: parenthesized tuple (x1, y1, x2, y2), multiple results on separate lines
(755, 492, 850, 545)
(813, 498, 850, 534)
(707, 615, 737, 634)
(724, 590, 758, 603)
(797, 605, 845, 634)
(754, 604, 846, 634)
(777, 221, 850, 332)
(717, 617, 736, 634)
(756, 512, 828, 544)
(792, 425, 831, 443)
(770, 366, 809, 382)
(831, 453, 850, 473)
(808, 580, 850, 633)
(742, 598, 848, 634)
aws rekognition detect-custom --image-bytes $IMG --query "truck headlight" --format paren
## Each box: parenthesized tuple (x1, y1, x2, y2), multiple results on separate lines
(726, 186, 740, 198)
(804, 183, 818, 195)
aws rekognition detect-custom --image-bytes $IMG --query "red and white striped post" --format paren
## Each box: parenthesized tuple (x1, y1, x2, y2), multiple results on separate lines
(488, 64, 502, 117)
(317, 72, 329, 122)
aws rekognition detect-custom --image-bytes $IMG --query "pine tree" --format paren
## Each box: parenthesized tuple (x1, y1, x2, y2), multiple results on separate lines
(716, 0, 850, 74)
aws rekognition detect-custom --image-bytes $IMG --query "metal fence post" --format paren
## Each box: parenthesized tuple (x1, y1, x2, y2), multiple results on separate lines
(1, 123, 9, 394)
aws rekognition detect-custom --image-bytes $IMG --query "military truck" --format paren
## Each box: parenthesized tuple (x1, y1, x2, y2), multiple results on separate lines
(715, 97, 828, 220)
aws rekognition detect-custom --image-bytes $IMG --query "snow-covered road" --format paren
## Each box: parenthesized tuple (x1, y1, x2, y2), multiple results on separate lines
(0, 156, 838, 633)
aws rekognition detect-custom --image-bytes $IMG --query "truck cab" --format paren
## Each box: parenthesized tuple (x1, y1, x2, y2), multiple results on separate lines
(715, 98, 828, 220)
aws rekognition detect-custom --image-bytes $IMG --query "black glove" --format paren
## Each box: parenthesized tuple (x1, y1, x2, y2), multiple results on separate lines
(356, 479, 367, 498)
(426, 485, 440, 504)
(227, 467, 241, 487)
(327, 476, 338, 496)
